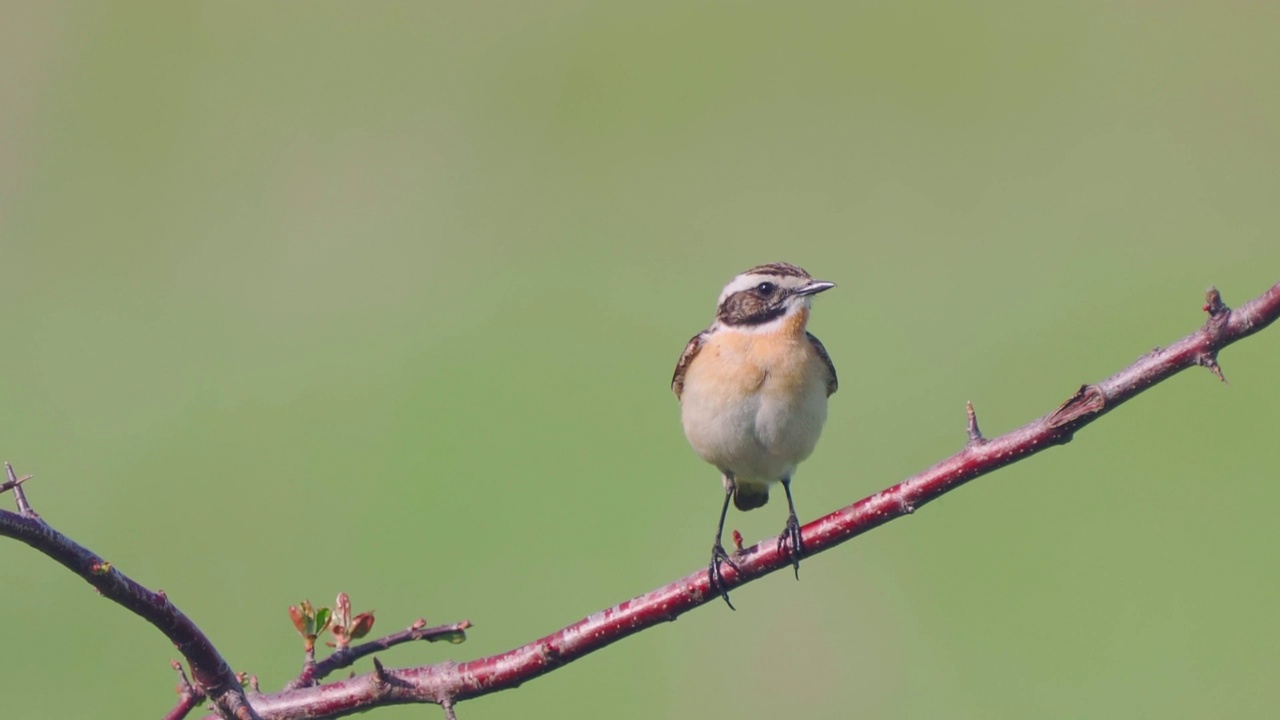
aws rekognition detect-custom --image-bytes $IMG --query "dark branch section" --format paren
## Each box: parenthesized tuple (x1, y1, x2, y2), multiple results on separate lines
(0, 466, 261, 720)
(4, 281, 1278, 720)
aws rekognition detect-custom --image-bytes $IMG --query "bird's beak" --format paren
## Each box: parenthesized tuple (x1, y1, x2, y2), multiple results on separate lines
(794, 280, 836, 297)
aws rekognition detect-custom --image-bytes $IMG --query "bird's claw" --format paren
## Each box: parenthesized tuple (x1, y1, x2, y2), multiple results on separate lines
(709, 542, 740, 610)
(777, 514, 804, 580)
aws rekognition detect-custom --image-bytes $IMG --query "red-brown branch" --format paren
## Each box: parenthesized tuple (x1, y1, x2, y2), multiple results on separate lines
(5, 281, 1277, 720)
(191, 280, 1278, 718)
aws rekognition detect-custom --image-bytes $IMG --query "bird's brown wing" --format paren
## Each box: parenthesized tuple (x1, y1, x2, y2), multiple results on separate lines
(671, 330, 709, 399)
(807, 332, 838, 396)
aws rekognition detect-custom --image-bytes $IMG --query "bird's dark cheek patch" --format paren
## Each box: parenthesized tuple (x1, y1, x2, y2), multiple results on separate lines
(718, 291, 786, 327)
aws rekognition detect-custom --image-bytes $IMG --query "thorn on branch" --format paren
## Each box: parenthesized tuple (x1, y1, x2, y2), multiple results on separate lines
(965, 401, 986, 445)
(0, 470, 31, 494)
(1199, 353, 1229, 384)
(371, 657, 389, 686)
(4, 462, 40, 519)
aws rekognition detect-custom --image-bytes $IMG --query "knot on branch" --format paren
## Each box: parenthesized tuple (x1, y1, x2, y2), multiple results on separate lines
(540, 641, 563, 665)
(1200, 287, 1232, 383)
(1203, 287, 1230, 324)
(1046, 384, 1107, 434)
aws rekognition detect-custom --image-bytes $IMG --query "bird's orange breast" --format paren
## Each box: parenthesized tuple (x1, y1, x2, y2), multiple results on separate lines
(683, 309, 824, 400)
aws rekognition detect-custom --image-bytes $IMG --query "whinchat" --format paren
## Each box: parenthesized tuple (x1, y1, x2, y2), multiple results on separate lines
(672, 262, 837, 608)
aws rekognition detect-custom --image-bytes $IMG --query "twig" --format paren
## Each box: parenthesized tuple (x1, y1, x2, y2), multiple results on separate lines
(284, 619, 472, 691)
(164, 661, 206, 720)
(195, 280, 1280, 718)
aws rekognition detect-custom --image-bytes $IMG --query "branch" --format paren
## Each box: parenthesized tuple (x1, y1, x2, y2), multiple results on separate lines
(5, 281, 1277, 719)
(0, 464, 262, 720)
(200, 280, 1280, 718)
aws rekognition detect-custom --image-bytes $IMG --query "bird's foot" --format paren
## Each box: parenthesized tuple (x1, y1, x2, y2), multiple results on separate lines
(709, 542, 740, 610)
(777, 513, 804, 580)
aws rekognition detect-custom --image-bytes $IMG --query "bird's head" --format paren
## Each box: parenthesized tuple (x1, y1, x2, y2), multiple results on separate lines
(713, 262, 835, 329)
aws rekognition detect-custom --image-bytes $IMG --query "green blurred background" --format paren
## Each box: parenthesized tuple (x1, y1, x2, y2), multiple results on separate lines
(2, 2, 1278, 718)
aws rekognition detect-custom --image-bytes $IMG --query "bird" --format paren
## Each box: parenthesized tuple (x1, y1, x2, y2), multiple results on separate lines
(672, 262, 837, 609)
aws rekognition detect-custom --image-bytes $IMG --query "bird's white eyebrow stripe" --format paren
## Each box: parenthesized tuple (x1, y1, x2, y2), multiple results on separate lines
(715, 271, 816, 308)
(717, 273, 777, 305)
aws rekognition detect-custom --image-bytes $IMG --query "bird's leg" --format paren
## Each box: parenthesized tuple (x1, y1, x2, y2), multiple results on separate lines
(709, 473, 740, 610)
(777, 476, 803, 579)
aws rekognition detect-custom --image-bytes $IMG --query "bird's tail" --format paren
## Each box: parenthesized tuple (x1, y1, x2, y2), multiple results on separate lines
(733, 482, 770, 511)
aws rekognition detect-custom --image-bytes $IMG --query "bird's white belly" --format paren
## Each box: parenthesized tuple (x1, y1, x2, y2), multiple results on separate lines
(680, 363, 829, 485)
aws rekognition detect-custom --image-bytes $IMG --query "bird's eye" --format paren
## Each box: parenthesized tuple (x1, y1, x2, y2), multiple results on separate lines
(755, 282, 776, 296)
